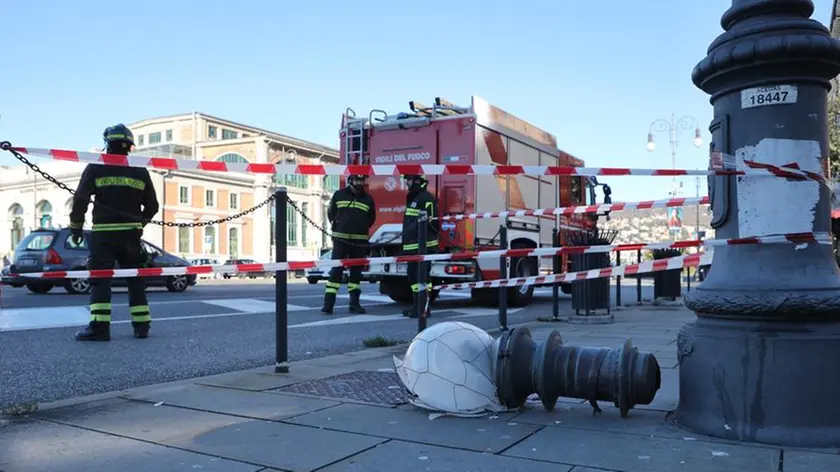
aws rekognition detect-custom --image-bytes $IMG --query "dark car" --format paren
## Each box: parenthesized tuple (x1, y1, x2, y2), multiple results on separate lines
(2, 227, 196, 295)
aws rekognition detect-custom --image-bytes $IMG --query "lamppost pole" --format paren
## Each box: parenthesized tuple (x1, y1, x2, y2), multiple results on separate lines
(646, 114, 703, 239)
(677, 0, 840, 447)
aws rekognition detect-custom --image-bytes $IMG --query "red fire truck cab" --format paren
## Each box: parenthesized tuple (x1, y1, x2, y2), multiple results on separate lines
(338, 96, 601, 307)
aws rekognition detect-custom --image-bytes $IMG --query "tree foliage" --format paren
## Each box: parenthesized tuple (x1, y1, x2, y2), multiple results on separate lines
(830, 88, 840, 180)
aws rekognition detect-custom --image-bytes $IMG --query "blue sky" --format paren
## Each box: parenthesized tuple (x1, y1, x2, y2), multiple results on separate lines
(0, 0, 834, 202)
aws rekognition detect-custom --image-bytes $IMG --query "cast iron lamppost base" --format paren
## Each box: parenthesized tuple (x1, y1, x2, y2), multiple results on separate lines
(494, 326, 661, 417)
(677, 0, 840, 447)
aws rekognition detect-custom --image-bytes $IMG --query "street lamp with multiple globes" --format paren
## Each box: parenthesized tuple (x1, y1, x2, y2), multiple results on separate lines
(645, 114, 703, 239)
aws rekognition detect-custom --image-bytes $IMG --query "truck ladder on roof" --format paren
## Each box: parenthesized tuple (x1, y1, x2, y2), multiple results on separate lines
(344, 116, 367, 165)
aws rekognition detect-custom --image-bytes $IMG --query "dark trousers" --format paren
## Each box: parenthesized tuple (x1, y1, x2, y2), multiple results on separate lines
(88, 230, 150, 325)
(324, 239, 367, 296)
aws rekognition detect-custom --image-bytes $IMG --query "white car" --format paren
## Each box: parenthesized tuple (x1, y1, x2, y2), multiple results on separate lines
(190, 258, 222, 280)
(305, 250, 346, 284)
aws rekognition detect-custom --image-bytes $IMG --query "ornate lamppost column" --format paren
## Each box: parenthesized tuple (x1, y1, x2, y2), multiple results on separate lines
(676, 0, 840, 447)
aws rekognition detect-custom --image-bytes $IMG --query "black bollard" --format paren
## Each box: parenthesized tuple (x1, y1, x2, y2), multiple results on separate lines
(678, 0, 840, 447)
(615, 251, 622, 307)
(498, 224, 508, 331)
(552, 228, 561, 320)
(495, 326, 661, 417)
(636, 249, 642, 305)
(274, 189, 289, 374)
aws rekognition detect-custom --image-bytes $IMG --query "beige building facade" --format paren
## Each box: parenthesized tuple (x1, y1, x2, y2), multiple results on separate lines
(1, 113, 340, 263)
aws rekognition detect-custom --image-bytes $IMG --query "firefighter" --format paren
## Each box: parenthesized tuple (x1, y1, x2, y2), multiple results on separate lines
(401, 174, 439, 318)
(321, 174, 376, 315)
(69, 124, 160, 341)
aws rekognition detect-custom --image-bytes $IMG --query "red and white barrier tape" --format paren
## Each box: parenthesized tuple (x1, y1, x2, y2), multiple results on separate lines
(8, 147, 825, 181)
(434, 252, 715, 291)
(11, 232, 828, 280)
(439, 196, 711, 221)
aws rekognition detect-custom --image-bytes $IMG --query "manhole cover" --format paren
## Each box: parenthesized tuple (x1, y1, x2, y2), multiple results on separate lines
(275, 370, 411, 405)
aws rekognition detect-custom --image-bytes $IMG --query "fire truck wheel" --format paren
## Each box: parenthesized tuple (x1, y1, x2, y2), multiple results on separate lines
(508, 255, 537, 307)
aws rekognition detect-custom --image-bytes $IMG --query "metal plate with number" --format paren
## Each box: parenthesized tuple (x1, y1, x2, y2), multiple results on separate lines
(16, 259, 36, 267)
(741, 85, 797, 109)
(396, 263, 407, 275)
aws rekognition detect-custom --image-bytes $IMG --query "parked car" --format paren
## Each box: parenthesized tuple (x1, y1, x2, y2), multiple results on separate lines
(305, 250, 346, 285)
(305, 250, 373, 285)
(222, 258, 273, 279)
(190, 257, 222, 280)
(2, 227, 196, 294)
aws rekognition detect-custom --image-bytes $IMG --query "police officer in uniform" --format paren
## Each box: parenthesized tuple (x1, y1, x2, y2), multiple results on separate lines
(69, 124, 160, 341)
(401, 174, 439, 318)
(321, 175, 376, 315)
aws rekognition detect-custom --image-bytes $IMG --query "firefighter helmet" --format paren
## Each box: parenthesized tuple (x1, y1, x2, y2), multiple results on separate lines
(403, 174, 428, 190)
(103, 124, 135, 147)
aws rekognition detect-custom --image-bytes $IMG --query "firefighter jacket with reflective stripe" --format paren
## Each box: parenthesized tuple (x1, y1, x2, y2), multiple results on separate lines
(402, 188, 439, 252)
(69, 164, 159, 232)
(327, 187, 376, 241)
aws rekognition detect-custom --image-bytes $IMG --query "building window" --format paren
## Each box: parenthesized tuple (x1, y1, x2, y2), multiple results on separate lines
(138, 134, 145, 146)
(301, 202, 308, 247)
(222, 129, 238, 140)
(204, 226, 216, 254)
(216, 153, 249, 164)
(178, 226, 190, 253)
(228, 227, 239, 258)
(37, 200, 53, 229)
(205, 190, 215, 207)
(208, 126, 217, 139)
(179, 186, 189, 205)
(149, 132, 162, 145)
(165, 129, 173, 142)
(287, 204, 297, 246)
(8, 204, 24, 251)
(230, 193, 239, 210)
(275, 174, 309, 189)
(323, 175, 339, 193)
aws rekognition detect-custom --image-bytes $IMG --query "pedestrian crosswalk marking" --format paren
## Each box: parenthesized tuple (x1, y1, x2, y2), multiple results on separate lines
(0, 307, 90, 331)
(203, 298, 310, 313)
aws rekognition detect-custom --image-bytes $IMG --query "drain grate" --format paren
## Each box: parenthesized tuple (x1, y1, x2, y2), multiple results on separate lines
(274, 370, 411, 405)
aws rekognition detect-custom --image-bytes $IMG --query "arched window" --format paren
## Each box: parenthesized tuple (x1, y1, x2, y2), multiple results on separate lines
(204, 226, 216, 254)
(8, 204, 24, 250)
(215, 153, 249, 164)
(36, 200, 53, 229)
(229, 227, 239, 258)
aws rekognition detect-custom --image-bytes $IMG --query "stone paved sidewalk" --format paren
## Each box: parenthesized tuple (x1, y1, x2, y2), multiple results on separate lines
(2, 307, 840, 472)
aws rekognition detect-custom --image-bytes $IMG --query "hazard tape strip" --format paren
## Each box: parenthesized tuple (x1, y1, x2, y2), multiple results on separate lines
(10, 232, 828, 280)
(9, 147, 825, 181)
(434, 252, 715, 291)
(438, 196, 711, 221)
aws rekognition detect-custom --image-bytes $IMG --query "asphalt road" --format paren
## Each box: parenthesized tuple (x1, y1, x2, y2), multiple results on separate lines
(0, 276, 659, 410)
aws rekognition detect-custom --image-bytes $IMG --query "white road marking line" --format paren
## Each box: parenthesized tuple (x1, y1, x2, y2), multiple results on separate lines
(0, 306, 91, 331)
(290, 314, 407, 328)
(202, 298, 310, 313)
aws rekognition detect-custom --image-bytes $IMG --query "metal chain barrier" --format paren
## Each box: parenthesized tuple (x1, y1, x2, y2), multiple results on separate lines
(1, 141, 276, 229)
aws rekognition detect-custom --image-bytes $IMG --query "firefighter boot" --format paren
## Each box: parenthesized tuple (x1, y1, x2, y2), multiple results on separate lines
(75, 321, 111, 342)
(321, 292, 336, 315)
(132, 321, 150, 339)
(348, 290, 366, 314)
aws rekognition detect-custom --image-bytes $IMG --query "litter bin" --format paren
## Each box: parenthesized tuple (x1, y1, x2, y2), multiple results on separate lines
(653, 248, 682, 300)
(567, 229, 617, 315)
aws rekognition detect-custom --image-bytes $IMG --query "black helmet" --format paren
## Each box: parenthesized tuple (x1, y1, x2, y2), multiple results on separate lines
(102, 123, 134, 154)
(403, 174, 428, 190)
(103, 124, 135, 146)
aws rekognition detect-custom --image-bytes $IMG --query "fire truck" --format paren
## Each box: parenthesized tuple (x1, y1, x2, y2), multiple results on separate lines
(339, 96, 602, 307)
